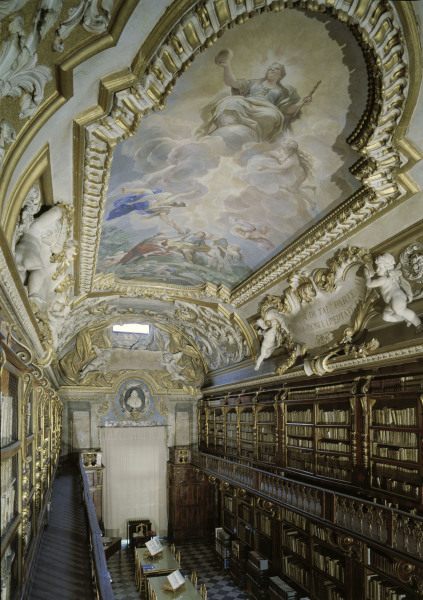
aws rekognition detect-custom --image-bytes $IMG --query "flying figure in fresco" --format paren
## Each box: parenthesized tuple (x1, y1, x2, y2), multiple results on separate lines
(106, 187, 186, 230)
(230, 218, 275, 251)
(197, 48, 319, 148)
(243, 138, 316, 219)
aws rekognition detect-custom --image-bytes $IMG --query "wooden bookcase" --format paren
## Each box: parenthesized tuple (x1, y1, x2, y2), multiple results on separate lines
(198, 367, 423, 599)
(198, 371, 423, 511)
(167, 446, 214, 543)
(212, 480, 422, 599)
(366, 377, 422, 506)
(1, 336, 62, 600)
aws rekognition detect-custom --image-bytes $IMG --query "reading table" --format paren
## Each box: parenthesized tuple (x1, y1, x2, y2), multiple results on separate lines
(135, 546, 181, 598)
(147, 576, 202, 600)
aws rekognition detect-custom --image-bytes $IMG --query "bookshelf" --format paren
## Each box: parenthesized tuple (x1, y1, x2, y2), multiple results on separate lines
(239, 406, 255, 461)
(368, 394, 422, 504)
(226, 407, 239, 457)
(199, 372, 423, 510)
(1, 336, 62, 600)
(210, 475, 423, 599)
(256, 403, 278, 465)
(254, 505, 274, 565)
(196, 368, 423, 600)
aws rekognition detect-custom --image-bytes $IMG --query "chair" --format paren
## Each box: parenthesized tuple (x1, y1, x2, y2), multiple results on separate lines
(200, 583, 207, 599)
(190, 570, 198, 587)
(175, 549, 181, 565)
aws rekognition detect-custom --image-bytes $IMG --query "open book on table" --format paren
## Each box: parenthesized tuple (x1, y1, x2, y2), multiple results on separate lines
(145, 537, 163, 556)
(167, 570, 185, 591)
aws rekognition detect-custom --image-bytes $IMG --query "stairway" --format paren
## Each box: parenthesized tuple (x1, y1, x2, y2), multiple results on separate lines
(26, 460, 95, 600)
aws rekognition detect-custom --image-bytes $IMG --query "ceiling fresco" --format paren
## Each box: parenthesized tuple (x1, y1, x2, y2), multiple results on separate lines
(96, 10, 366, 289)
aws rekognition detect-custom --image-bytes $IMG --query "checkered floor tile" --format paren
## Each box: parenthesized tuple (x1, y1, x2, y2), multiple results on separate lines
(108, 540, 248, 600)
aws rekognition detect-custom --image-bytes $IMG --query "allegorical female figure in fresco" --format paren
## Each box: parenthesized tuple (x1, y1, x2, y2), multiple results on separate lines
(197, 49, 314, 147)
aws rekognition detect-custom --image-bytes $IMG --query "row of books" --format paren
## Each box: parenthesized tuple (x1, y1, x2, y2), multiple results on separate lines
(313, 525, 329, 543)
(318, 427, 349, 441)
(238, 505, 252, 521)
(372, 477, 420, 498)
(287, 452, 314, 473)
(258, 451, 276, 463)
(224, 497, 234, 512)
(286, 425, 313, 437)
(367, 575, 408, 600)
(282, 529, 308, 559)
(313, 550, 345, 582)
(281, 508, 308, 531)
(258, 515, 271, 536)
(281, 555, 310, 588)
(257, 432, 275, 442)
(372, 444, 418, 462)
(368, 549, 394, 578)
(240, 412, 254, 423)
(320, 587, 343, 600)
(318, 409, 350, 425)
(288, 437, 313, 449)
(372, 463, 419, 482)
(287, 409, 313, 423)
(318, 441, 350, 453)
(256, 411, 275, 422)
(1, 395, 15, 447)
(371, 430, 417, 446)
(317, 454, 350, 467)
(372, 406, 416, 427)
(317, 464, 350, 481)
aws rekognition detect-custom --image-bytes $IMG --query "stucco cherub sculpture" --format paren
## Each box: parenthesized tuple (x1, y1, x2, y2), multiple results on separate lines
(365, 253, 421, 329)
(14, 205, 71, 309)
(254, 308, 290, 370)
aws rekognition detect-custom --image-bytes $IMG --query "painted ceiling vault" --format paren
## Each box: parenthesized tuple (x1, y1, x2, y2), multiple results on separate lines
(98, 10, 366, 288)
(0, 0, 422, 390)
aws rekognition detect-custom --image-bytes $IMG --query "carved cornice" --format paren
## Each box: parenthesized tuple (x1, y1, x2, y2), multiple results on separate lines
(202, 343, 423, 394)
(90, 272, 230, 303)
(74, 0, 413, 307)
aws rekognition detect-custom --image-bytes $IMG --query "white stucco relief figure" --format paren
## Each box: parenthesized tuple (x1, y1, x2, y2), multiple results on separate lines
(12, 185, 42, 252)
(254, 308, 290, 370)
(162, 351, 185, 381)
(365, 253, 421, 329)
(14, 205, 72, 308)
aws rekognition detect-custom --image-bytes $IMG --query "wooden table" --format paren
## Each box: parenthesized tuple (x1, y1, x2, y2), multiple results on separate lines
(147, 576, 202, 600)
(135, 546, 181, 597)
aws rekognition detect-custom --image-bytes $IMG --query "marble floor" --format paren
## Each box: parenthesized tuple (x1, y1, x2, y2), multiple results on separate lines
(108, 540, 249, 600)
